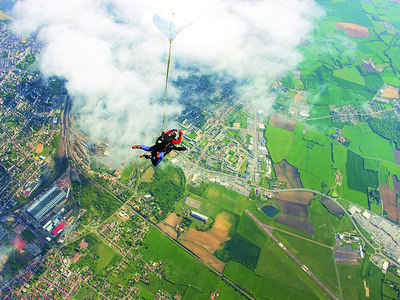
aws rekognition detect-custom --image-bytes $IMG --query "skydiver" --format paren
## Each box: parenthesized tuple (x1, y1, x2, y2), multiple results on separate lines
(132, 129, 188, 166)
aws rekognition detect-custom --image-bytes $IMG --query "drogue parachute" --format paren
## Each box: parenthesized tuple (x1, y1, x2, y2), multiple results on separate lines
(153, 7, 190, 130)
(153, 7, 190, 42)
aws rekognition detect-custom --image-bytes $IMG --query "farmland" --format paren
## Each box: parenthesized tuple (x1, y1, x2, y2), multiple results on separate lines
(142, 227, 237, 297)
(275, 160, 303, 188)
(9, 0, 400, 299)
(264, 125, 294, 163)
(203, 183, 250, 215)
(223, 230, 331, 299)
(341, 123, 396, 163)
(381, 183, 400, 223)
(272, 230, 340, 297)
(346, 150, 379, 193)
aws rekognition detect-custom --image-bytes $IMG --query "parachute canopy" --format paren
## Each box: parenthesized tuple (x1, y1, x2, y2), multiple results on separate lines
(153, 8, 190, 42)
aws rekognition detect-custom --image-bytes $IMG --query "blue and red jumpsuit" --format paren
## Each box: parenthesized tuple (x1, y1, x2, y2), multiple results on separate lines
(132, 129, 184, 166)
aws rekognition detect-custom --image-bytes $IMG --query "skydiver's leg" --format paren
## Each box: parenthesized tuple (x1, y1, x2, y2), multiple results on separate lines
(140, 145, 155, 152)
(150, 152, 164, 166)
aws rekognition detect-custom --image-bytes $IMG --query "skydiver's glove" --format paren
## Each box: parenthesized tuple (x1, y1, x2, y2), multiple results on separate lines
(179, 131, 183, 135)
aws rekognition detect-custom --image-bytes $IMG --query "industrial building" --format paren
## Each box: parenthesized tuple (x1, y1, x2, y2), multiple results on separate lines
(27, 186, 66, 223)
(190, 211, 208, 223)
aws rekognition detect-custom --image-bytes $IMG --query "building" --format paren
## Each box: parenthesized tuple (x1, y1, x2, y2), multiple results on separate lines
(382, 261, 389, 273)
(52, 221, 66, 236)
(27, 186, 66, 222)
(359, 245, 364, 258)
(190, 211, 208, 223)
(348, 205, 361, 216)
(362, 210, 371, 220)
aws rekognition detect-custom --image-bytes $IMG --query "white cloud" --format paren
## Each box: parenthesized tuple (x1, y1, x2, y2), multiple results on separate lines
(12, 0, 324, 162)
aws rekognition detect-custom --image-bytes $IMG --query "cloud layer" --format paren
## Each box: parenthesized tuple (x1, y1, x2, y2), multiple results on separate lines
(12, 0, 323, 161)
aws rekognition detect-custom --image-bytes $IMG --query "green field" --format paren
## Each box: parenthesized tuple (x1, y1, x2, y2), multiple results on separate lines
(203, 183, 250, 215)
(77, 235, 120, 274)
(346, 150, 379, 193)
(236, 213, 268, 248)
(286, 124, 333, 187)
(223, 233, 331, 299)
(364, 158, 381, 172)
(333, 68, 365, 85)
(341, 123, 396, 162)
(272, 230, 340, 297)
(119, 163, 135, 184)
(264, 125, 294, 163)
(20, 229, 35, 242)
(337, 264, 368, 300)
(141, 227, 243, 298)
(214, 233, 260, 269)
(338, 262, 384, 300)
(303, 128, 329, 146)
(309, 198, 354, 246)
(74, 282, 99, 300)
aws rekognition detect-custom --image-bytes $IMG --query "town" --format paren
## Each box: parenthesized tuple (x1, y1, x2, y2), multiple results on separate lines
(1, 10, 400, 299)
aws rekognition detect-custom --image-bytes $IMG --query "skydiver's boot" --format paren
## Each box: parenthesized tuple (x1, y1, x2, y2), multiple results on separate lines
(132, 145, 141, 149)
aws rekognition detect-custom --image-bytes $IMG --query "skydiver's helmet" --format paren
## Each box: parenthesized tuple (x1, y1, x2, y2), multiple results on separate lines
(169, 131, 177, 140)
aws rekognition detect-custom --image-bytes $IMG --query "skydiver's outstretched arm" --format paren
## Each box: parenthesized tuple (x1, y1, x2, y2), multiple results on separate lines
(172, 130, 183, 145)
(172, 145, 188, 151)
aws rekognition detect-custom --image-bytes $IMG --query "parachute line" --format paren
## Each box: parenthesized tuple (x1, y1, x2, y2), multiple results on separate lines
(162, 40, 172, 131)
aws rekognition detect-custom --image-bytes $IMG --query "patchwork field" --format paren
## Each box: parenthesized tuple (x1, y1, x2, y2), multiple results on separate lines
(380, 183, 399, 223)
(381, 85, 399, 98)
(320, 197, 345, 217)
(164, 213, 182, 227)
(274, 214, 314, 235)
(180, 241, 225, 272)
(274, 191, 315, 204)
(178, 212, 232, 271)
(275, 199, 309, 218)
(335, 22, 370, 37)
(157, 223, 178, 239)
(269, 113, 297, 131)
(334, 247, 358, 265)
(180, 227, 228, 254)
(141, 228, 228, 296)
(275, 160, 303, 188)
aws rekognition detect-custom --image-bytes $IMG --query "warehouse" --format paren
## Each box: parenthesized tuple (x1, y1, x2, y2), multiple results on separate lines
(27, 186, 66, 222)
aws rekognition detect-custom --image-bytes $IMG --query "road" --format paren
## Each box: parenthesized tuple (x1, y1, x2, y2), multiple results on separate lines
(246, 209, 339, 300)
